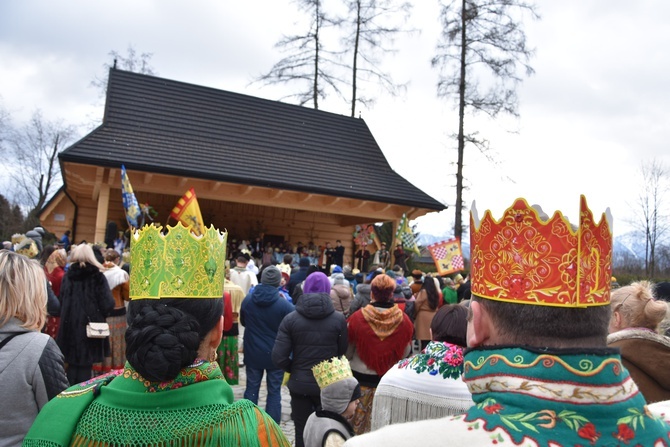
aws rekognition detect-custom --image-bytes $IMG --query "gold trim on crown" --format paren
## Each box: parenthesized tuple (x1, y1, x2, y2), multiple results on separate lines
(312, 356, 354, 389)
(470, 195, 613, 307)
(129, 222, 227, 300)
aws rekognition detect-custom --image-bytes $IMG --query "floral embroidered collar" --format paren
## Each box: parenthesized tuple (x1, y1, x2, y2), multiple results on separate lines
(396, 341, 464, 380)
(122, 359, 224, 392)
(459, 347, 670, 446)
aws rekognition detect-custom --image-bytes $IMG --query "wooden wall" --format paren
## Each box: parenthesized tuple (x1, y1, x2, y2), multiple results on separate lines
(67, 189, 364, 266)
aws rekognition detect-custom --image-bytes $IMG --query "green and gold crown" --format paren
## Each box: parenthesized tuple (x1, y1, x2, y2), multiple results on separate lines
(129, 222, 227, 300)
(312, 356, 354, 389)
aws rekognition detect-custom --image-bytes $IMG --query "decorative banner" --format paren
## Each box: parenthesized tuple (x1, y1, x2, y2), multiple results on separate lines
(170, 187, 205, 236)
(428, 238, 464, 275)
(395, 213, 420, 254)
(121, 165, 141, 229)
(353, 224, 375, 247)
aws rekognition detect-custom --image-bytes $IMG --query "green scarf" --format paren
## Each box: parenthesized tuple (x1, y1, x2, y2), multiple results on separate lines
(460, 347, 670, 446)
(24, 360, 290, 447)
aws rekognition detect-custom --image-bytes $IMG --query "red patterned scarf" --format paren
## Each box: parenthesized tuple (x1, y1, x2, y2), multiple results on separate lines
(349, 304, 413, 376)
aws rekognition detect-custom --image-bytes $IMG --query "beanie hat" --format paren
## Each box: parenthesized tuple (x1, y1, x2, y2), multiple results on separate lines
(304, 272, 331, 294)
(299, 257, 310, 267)
(331, 265, 343, 274)
(261, 265, 281, 287)
(321, 377, 360, 414)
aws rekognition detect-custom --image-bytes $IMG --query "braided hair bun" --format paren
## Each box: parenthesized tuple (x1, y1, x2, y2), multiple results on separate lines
(126, 298, 223, 382)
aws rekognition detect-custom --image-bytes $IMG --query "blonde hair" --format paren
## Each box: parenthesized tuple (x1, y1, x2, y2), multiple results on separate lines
(611, 281, 669, 331)
(0, 251, 48, 330)
(70, 244, 103, 270)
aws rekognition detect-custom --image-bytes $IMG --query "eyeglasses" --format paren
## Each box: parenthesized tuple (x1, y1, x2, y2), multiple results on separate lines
(614, 294, 632, 311)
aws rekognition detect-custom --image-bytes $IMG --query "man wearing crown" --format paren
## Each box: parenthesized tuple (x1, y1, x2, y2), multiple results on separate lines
(345, 197, 670, 446)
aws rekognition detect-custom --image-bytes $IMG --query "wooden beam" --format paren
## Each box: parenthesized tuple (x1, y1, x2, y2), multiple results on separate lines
(91, 167, 105, 201)
(353, 200, 369, 210)
(94, 184, 110, 243)
(269, 190, 284, 199)
(107, 168, 117, 186)
(178, 177, 189, 188)
(239, 185, 254, 196)
(297, 193, 313, 203)
(373, 203, 391, 213)
(211, 181, 222, 192)
(323, 197, 341, 206)
(144, 173, 154, 184)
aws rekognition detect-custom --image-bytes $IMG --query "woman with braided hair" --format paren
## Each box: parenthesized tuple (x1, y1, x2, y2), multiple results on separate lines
(24, 224, 290, 447)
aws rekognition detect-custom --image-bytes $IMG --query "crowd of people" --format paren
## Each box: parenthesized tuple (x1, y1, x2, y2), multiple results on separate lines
(2, 194, 670, 447)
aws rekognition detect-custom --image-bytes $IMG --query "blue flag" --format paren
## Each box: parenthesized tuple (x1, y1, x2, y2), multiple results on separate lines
(121, 165, 141, 229)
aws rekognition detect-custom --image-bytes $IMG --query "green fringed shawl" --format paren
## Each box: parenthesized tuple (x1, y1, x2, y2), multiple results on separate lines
(23, 361, 290, 447)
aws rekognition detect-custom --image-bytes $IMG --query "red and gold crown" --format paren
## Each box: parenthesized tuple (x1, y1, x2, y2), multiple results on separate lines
(470, 195, 613, 307)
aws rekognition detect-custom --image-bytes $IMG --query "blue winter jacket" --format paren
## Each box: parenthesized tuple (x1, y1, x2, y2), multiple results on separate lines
(240, 284, 295, 370)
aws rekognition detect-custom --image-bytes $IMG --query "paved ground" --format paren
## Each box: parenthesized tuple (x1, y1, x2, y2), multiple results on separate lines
(231, 353, 296, 446)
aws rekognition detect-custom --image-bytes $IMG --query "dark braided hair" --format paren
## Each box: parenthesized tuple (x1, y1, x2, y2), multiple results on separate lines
(126, 298, 223, 382)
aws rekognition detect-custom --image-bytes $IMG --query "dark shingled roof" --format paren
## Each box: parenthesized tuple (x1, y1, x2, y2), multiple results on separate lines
(61, 69, 445, 211)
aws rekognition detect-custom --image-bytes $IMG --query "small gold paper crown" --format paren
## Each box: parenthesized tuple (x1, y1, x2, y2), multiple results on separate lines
(312, 356, 354, 389)
(470, 195, 613, 307)
(129, 222, 227, 300)
(15, 235, 39, 259)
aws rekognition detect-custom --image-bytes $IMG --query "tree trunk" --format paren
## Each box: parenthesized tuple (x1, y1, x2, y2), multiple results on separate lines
(455, 0, 467, 240)
(351, 0, 361, 117)
(313, 1, 321, 109)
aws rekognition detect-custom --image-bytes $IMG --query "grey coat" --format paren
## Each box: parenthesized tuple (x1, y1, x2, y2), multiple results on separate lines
(0, 318, 69, 447)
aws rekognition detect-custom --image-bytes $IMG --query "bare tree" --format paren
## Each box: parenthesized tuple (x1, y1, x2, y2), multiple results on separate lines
(636, 159, 669, 277)
(5, 110, 77, 224)
(255, 0, 343, 109)
(432, 0, 538, 239)
(91, 45, 156, 96)
(342, 0, 412, 117)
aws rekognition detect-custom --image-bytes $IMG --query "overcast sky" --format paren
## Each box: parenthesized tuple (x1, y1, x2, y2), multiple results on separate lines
(2, 0, 669, 239)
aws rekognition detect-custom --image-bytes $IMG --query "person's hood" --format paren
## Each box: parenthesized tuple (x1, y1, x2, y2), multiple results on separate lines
(250, 284, 281, 308)
(356, 283, 371, 296)
(331, 284, 351, 300)
(296, 292, 335, 319)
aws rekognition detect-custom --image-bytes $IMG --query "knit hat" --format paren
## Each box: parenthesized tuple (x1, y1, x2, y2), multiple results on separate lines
(312, 356, 361, 414)
(299, 257, 310, 267)
(304, 272, 331, 294)
(331, 265, 343, 274)
(321, 378, 361, 414)
(261, 265, 281, 287)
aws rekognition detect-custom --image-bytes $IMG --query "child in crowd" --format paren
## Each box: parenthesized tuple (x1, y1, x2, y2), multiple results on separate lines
(303, 356, 361, 447)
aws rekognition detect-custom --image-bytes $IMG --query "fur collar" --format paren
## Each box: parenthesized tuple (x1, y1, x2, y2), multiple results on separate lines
(608, 327, 670, 349)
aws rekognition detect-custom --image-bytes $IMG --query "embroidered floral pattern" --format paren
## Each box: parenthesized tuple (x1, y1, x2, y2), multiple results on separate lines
(461, 348, 670, 446)
(123, 359, 224, 392)
(397, 341, 464, 380)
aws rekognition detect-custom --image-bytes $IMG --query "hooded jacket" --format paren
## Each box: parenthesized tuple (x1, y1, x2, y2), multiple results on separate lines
(0, 318, 69, 447)
(607, 328, 670, 404)
(272, 292, 348, 395)
(349, 283, 371, 315)
(56, 263, 115, 366)
(240, 284, 294, 370)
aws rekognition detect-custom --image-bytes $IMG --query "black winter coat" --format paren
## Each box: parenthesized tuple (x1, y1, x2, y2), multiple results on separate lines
(272, 292, 348, 396)
(56, 263, 115, 366)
